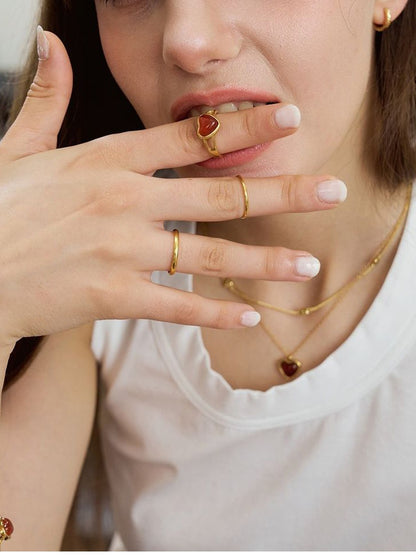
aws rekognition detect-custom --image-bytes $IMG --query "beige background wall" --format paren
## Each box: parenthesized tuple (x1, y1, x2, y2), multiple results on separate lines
(0, 0, 41, 71)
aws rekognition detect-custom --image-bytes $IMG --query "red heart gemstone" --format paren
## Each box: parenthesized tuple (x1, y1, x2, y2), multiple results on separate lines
(1, 517, 14, 537)
(198, 113, 219, 137)
(280, 359, 300, 377)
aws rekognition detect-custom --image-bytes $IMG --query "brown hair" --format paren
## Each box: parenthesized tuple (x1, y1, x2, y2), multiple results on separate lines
(2, 0, 416, 387)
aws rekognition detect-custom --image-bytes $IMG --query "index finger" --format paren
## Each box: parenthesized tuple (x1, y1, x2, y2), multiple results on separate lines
(95, 103, 300, 175)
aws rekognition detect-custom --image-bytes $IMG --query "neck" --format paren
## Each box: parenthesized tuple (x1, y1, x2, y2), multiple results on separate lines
(198, 132, 410, 309)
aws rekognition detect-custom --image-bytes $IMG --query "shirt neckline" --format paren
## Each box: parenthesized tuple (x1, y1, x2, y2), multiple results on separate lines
(152, 183, 416, 429)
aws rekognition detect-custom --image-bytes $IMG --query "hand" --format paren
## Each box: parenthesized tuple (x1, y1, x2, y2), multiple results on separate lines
(0, 30, 346, 346)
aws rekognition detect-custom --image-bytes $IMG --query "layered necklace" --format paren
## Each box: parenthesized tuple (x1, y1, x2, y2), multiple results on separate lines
(223, 183, 412, 381)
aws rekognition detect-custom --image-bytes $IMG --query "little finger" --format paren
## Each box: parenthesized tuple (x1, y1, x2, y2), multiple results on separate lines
(129, 281, 262, 329)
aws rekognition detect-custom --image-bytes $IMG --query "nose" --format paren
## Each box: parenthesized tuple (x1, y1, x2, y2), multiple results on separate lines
(162, 1, 242, 74)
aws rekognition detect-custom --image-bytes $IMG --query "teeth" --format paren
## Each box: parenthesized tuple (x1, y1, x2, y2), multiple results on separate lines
(189, 100, 266, 118)
(238, 101, 255, 111)
(216, 102, 238, 114)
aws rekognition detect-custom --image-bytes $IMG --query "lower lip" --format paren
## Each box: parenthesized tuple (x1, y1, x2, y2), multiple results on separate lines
(196, 142, 272, 169)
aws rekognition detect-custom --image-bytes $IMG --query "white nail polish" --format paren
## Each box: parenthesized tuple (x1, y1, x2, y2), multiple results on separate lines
(37, 25, 49, 60)
(295, 256, 321, 278)
(274, 104, 301, 129)
(240, 311, 261, 327)
(317, 180, 348, 203)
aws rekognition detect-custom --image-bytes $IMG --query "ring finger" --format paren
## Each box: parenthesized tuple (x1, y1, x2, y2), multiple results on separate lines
(156, 230, 321, 281)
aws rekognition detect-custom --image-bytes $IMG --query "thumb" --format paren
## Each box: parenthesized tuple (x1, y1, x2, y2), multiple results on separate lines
(3, 26, 73, 158)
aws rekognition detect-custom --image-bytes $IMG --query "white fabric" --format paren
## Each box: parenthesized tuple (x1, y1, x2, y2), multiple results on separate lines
(92, 183, 416, 550)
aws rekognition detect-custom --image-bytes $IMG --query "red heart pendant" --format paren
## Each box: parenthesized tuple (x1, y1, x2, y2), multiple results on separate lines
(279, 358, 302, 378)
(197, 113, 220, 138)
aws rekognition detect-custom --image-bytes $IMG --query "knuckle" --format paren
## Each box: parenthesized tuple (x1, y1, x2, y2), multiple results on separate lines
(180, 121, 201, 157)
(239, 109, 258, 138)
(279, 176, 298, 210)
(175, 299, 198, 324)
(200, 240, 227, 274)
(90, 238, 118, 264)
(87, 181, 138, 216)
(87, 137, 120, 169)
(89, 229, 135, 266)
(60, 140, 116, 177)
(86, 269, 125, 318)
(27, 76, 55, 100)
(208, 179, 241, 217)
(263, 247, 283, 277)
(210, 304, 230, 329)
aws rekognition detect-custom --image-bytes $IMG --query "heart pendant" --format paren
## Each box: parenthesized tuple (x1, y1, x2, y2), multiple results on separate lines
(279, 357, 302, 379)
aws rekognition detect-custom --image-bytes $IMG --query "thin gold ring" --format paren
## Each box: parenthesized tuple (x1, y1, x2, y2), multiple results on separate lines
(196, 110, 222, 157)
(168, 229, 180, 275)
(236, 175, 249, 219)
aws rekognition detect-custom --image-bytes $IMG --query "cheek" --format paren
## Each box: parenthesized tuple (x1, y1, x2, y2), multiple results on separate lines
(96, 19, 161, 128)
(273, 3, 374, 164)
(269, 5, 372, 105)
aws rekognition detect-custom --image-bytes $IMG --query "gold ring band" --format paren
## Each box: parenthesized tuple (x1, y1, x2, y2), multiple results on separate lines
(168, 229, 180, 275)
(196, 110, 222, 157)
(236, 175, 249, 219)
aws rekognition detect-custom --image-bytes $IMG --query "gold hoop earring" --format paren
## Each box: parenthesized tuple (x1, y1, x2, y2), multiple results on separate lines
(374, 7, 392, 31)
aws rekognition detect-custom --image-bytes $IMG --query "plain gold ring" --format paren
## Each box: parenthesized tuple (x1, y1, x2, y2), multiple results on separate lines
(168, 229, 180, 275)
(236, 175, 249, 219)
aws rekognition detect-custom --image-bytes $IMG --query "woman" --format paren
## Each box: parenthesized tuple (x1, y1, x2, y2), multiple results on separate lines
(1, 0, 415, 550)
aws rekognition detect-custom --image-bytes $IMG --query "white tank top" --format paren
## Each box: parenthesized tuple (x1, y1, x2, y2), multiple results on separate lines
(92, 184, 416, 550)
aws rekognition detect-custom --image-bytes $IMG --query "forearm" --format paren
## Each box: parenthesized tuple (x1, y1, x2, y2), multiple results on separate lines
(0, 326, 96, 550)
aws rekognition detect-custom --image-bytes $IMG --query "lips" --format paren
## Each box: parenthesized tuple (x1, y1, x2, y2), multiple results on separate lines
(170, 87, 280, 122)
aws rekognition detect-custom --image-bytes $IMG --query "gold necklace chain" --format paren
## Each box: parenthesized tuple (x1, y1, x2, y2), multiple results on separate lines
(223, 183, 412, 380)
(224, 183, 412, 317)
(260, 291, 348, 359)
(225, 279, 351, 380)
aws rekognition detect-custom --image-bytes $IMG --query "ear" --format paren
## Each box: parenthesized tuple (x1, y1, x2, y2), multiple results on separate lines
(373, 0, 409, 27)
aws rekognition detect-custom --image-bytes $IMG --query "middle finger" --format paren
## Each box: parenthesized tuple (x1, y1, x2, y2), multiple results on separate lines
(147, 174, 348, 221)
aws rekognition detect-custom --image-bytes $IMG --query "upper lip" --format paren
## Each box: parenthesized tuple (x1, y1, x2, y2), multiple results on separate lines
(170, 87, 280, 122)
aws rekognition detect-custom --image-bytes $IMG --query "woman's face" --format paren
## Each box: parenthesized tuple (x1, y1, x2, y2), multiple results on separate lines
(94, 0, 381, 178)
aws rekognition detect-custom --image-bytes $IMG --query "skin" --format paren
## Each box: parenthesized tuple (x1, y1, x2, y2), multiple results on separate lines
(94, 0, 411, 389)
(0, 1, 411, 548)
(93, 0, 410, 270)
(95, 0, 375, 178)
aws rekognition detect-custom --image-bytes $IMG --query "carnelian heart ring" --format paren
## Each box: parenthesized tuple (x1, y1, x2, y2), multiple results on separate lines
(196, 110, 222, 157)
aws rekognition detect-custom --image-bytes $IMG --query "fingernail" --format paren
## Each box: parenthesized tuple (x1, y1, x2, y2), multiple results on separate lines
(316, 179, 348, 203)
(37, 25, 49, 60)
(295, 256, 321, 278)
(240, 310, 261, 327)
(274, 104, 301, 129)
